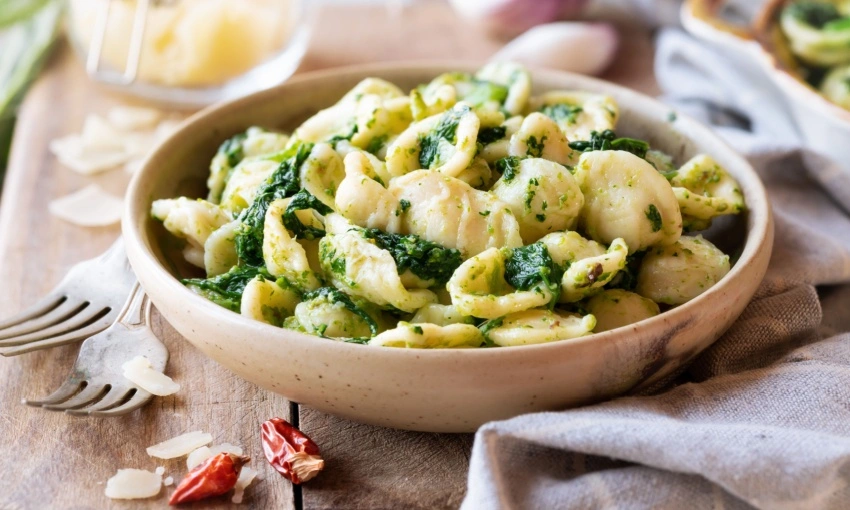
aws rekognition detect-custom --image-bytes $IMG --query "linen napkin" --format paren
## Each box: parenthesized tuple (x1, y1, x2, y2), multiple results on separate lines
(462, 22, 850, 510)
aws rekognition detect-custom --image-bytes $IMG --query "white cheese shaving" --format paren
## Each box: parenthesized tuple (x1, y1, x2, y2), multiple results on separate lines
(81, 114, 125, 152)
(104, 469, 162, 500)
(122, 355, 181, 396)
(49, 135, 130, 175)
(155, 466, 165, 476)
(210, 443, 243, 457)
(231, 466, 259, 504)
(186, 446, 213, 469)
(163, 476, 174, 486)
(108, 106, 163, 131)
(48, 185, 124, 227)
(49, 107, 177, 175)
(147, 431, 212, 459)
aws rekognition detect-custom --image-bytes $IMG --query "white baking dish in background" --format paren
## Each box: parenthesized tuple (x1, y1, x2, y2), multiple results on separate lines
(682, 0, 850, 168)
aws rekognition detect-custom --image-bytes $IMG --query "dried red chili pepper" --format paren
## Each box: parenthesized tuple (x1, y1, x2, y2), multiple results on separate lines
(261, 417, 325, 484)
(168, 452, 249, 505)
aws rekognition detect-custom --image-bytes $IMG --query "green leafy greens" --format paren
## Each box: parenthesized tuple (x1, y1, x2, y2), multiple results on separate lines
(495, 156, 522, 182)
(503, 243, 563, 306)
(282, 189, 333, 240)
(786, 1, 842, 28)
(477, 125, 506, 145)
(303, 287, 379, 342)
(540, 103, 583, 125)
(569, 130, 650, 159)
(183, 266, 272, 312)
(361, 229, 463, 285)
(418, 104, 470, 168)
(218, 132, 247, 168)
(234, 142, 314, 266)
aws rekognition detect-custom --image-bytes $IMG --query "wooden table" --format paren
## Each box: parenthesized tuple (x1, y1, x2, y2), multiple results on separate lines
(0, 2, 657, 508)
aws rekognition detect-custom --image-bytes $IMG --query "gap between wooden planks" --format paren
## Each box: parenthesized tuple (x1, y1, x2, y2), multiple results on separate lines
(0, 1, 657, 508)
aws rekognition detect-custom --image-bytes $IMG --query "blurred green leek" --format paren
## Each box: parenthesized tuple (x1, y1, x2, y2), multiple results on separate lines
(0, 0, 62, 178)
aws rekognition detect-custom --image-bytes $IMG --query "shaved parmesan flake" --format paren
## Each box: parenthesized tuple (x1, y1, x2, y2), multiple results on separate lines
(122, 355, 181, 396)
(104, 469, 162, 500)
(49, 134, 130, 175)
(186, 446, 213, 469)
(210, 443, 243, 457)
(82, 114, 124, 152)
(147, 431, 212, 459)
(232, 467, 259, 504)
(48, 185, 124, 227)
(108, 106, 163, 131)
(163, 476, 174, 486)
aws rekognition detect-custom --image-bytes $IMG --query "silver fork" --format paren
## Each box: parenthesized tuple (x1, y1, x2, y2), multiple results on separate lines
(25, 281, 169, 416)
(0, 239, 136, 357)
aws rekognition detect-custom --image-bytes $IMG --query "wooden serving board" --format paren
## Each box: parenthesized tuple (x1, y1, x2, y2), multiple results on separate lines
(0, 2, 657, 508)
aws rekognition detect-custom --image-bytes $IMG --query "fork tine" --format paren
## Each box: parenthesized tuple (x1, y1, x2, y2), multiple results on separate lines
(66, 387, 135, 416)
(42, 383, 109, 411)
(0, 322, 108, 357)
(24, 378, 85, 407)
(89, 389, 153, 417)
(0, 299, 85, 340)
(0, 294, 65, 331)
(0, 306, 112, 347)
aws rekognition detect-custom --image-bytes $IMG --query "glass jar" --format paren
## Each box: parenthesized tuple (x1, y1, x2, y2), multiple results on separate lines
(66, 0, 313, 107)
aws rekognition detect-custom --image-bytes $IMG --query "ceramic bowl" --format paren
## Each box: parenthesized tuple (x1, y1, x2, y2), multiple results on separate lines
(123, 63, 773, 433)
(683, 0, 850, 167)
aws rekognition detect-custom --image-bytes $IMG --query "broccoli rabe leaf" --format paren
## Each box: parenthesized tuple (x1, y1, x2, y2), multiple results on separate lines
(361, 229, 463, 286)
(234, 141, 314, 266)
(183, 266, 271, 312)
(495, 156, 522, 182)
(477, 317, 504, 347)
(282, 189, 334, 240)
(606, 250, 646, 291)
(218, 132, 248, 168)
(477, 125, 506, 145)
(540, 103, 583, 125)
(328, 123, 359, 146)
(785, 1, 842, 28)
(418, 104, 471, 169)
(303, 287, 379, 339)
(462, 79, 509, 107)
(504, 243, 563, 306)
(569, 130, 649, 159)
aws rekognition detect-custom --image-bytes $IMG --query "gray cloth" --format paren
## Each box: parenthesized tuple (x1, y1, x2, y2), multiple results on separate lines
(462, 28, 850, 510)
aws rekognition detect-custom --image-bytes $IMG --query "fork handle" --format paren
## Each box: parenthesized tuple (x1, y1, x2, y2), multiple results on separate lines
(115, 281, 151, 328)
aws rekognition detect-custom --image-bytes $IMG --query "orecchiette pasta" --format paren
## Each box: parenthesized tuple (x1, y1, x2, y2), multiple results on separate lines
(240, 277, 300, 327)
(262, 199, 321, 291)
(152, 197, 231, 268)
(575, 150, 682, 253)
(636, 235, 731, 305)
(528, 91, 619, 141)
(482, 310, 596, 347)
(160, 64, 745, 349)
(670, 154, 744, 230)
(490, 157, 584, 244)
(370, 322, 483, 348)
(508, 113, 576, 166)
(585, 289, 660, 332)
(448, 248, 554, 319)
(320, 214, 437, 313)
(392, 170, 523, 258)
(385, 103, 480, 178)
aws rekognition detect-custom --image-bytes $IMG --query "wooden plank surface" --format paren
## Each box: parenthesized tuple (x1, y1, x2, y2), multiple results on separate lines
(0, 1, 657, 509)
